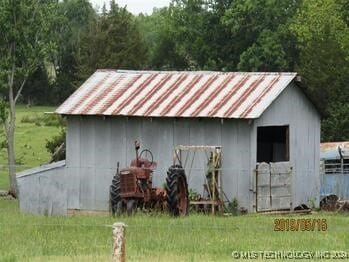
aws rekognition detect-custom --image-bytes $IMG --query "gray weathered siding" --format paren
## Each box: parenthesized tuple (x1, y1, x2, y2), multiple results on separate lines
(17, 161, 67, 215)
(252, 83, 321, 208)
(66, 116, 252, 211)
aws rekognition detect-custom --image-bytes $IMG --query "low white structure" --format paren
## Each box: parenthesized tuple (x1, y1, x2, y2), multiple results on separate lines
(17, 70, 321, 215)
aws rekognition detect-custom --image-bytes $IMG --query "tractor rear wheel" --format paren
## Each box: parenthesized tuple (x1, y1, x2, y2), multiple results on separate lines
(166, 165, 189, 216)
(110, 172, 121, 215)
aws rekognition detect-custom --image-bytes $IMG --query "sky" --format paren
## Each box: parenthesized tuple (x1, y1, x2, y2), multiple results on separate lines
(89, 0, 171, 14)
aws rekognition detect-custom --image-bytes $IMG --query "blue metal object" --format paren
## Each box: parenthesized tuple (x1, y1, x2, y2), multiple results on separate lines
(320, 142, 349, 200)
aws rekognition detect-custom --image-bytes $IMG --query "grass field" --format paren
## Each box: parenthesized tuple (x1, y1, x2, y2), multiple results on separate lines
(0, 105, 60, 189)
(1, 198, 349, 261)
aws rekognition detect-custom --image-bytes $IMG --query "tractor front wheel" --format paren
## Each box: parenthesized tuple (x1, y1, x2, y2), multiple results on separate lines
(166, 165, 189, 216)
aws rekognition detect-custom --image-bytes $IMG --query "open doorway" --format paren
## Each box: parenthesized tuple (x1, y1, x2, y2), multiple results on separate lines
(257, 125, 289, 163)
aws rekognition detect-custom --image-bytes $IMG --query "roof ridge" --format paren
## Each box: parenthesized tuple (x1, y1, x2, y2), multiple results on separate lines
(95, 69, 297, 75)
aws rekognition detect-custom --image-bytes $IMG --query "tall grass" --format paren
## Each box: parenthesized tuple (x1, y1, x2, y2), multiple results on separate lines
(0, 199, 348, 261)
(20, 113, 65, 127)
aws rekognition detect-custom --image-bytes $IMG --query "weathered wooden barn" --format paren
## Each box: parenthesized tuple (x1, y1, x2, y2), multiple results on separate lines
(17, 70, 321, 215)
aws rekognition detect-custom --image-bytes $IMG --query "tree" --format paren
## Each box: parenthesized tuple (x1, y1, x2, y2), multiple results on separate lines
(139, 0, 238, 71)
(78, 1, 146, 79)
(137, 8, 188, 70)
(289, 0, 349, 141)
(237, 30, 289, 71)
(322, 102, 349, 141)
(53, 0, 96, 103)
(223, 0, 300, 71)
(168, 0, 212, 69)
(140, 0, 298, 71)
(21, 64, 51, 105)
(0, 1, 57, 196)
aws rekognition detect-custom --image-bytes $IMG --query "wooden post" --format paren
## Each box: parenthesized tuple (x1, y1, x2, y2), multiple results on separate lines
(112, 222, 126, 262)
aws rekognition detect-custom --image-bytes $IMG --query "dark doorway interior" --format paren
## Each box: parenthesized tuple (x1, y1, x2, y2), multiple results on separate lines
(257, 125, 289, 163)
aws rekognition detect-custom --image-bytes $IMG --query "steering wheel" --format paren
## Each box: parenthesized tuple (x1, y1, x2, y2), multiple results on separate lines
(139, 149, 154, 165)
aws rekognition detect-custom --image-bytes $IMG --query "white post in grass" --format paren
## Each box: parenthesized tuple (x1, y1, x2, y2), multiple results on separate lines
(112, 222, 126, 262)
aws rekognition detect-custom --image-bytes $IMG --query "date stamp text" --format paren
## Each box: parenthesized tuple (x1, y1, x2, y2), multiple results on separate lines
(274, 218, 327, 231)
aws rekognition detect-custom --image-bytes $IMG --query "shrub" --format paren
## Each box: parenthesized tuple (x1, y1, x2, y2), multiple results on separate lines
(45, 128, 66, 162)
(227, 198, 239, 216)
(189, 188, 201, 201)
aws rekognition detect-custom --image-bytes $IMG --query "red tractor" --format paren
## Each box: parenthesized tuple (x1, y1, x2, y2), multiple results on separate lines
(110, 141, 189, 216)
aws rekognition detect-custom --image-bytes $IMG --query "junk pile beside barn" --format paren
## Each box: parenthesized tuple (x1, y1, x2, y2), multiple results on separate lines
(320, 194, 349, 212)
(16, 70, 321, 215)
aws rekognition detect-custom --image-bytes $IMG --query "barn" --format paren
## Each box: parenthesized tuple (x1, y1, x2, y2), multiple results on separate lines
(17, 70, 321, 215)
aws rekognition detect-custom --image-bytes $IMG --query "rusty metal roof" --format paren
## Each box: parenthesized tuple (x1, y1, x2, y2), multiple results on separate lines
(321, 142, 349, 159)
(321, 142, 349, 152)
(56, 70, 297, 118)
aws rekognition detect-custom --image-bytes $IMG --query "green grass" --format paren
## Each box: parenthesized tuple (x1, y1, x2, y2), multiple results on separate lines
(0, 198, 349, 261)
(0, 105, 60, 189)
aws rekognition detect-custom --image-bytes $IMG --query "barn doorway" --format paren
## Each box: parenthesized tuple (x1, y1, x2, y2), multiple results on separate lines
(256, 125, 292, 212)
(257, 125, 289, 163)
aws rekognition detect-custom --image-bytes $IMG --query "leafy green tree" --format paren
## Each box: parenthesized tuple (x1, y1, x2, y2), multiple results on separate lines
(169, 0, 212, 69)
(21, 65, 51, 105)
(141, 0, 298, 71)
(0, 0, 57, 196)
(322, 102, 349, 141)
(53, 0, 96, 103)
(78, 1, 146, 79)
(289, 0, 349, 141)
(138, 8, 188, 70)
(237, 30, 288, 71)
(140, 0, 237, 71)
(223, 0, 300, 71)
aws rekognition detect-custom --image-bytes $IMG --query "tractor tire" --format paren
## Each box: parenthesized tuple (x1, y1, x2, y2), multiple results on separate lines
(166, 165, 189, 216)
(110, 173, 122, 215)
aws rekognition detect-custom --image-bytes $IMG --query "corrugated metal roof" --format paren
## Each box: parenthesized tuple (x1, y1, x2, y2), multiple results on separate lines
(321, 142, 349, 159)
(56, 70, 297, 119)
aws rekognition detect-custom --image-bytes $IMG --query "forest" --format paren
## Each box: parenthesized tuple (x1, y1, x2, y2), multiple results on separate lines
(1, 0, 348, 142)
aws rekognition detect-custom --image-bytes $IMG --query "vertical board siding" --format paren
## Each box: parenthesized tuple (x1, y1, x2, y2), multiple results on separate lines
(17, 162, 67, 215)
(65, 116, 253, 211)
(141, 118, 174, 187)
(66, 117, 81, 209)
(187, 119, 207, 193)
(79, 117, 95, 210)
(125, 117, 143, 164)
(94, 118, 113, 210)
(110, 117, 127, 168)
(221, 120, 240, 206)
(236, 121, 252, 209)
(253, 83, 320, 208)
